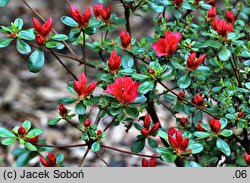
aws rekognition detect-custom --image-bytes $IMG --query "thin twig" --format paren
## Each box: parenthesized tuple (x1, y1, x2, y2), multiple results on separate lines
(103, 115, 118, 132)
(81, 29, 87, 75)
(64, 118, 84, 133)
(101, 144, 161, 159)
(34, 143, 87, 149)
(95, 152, 111, 167)
(79, 148, 90, 167)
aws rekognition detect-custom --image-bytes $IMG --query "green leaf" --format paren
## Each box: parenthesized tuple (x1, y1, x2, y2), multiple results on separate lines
(0, 127, 15, 138)
(158, 130, 168, 139)
(50, 34, 68, 41)
(125, 106, 139, 117)
(220, 129, 233, 137)
(170, 60, 185, 70)
(218, 47, 231, 61)
(85, 27, 96, 35)
(189, 142, 203, 154)
(245, 82, 250, 90)
(91, 142, 100, 152)
(26, 128, 43, 138)
(121, 54, 134, 69)
(177, 74, 191, 89)
(199, 40, 222, 49)
(174, 10, 182, 19)
(2, 138, 16, 145)
(14, 18, 23, 29)
(0, 0, 10, 7)
(61, 16, 78, 27)
(19, 29, 35, 40)
(59, 97, 77, 104)
(220, 118, 227, 129)
(131, 138, 145, 153)
(134, 95, 147, 104)
(200, 123, 210, 131)
(22, 120, 31, 131)
(75, 102, 86, 115)
(216, 138, 231, 156)
(148, 138, 158, 148)
(185, 161, 201, 167)
(0, 38, 12, 48)
(138, 81, 154, 94)
(161, 153, 177, 163)
(132, 73, 149, 81)
(24, 142, 37, 151)
(48, 118, 61, 125)
(16, 152, 31, 167)
(194, 131, 211, 139)
(56, 152, 64, 165)
(45, 41, 65, 49)
(81, 133, 88, 140)
(16, 39, 31, 55)
(27, 49, 45, 73)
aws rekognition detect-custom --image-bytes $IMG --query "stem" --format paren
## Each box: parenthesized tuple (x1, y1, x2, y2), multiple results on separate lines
(95, 152, 111, 167)
(81, 29, 87, 75)
(243, 129, 250, 153)
(64, 118, 84, 133)
(158, 80, 216, 118)
(103, 115, 118, 132)
(101, 144, 161, 159)
(79, 148, 90, 167)
(120, 0, 131, 34)
(22, 0, 79, 60)
(94, 109, 102, 125)
(230, 55, 242, 87)
(49, 49, 78, 80)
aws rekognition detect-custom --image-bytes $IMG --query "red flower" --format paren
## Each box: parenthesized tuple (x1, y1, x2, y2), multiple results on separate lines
(209, 117, 221, 134)
(26, 136, 39, 144)
(120, 30, 131, 50)
(141, 155, 157, 167)
(59, 104, 68, 118)
(32, 17, 52, 45)
(186, 52, 206, 70)
(70, 4, 91, 28)
(108, 50, 121, 75)
(32, 17, 53, 37)
(152, 30, 182, 57)
(84, 118, 91, 127)
(177, 91, 185, 102)
(168, 128, 191, 155)
(244, 153, 250, 166)
(18, 127, 26, 135)
(212, 18, 233, 39)
(180, 117, 187, 127)
(140, 114, 160, 137)
(107, 76, 140, 104)
(40, 153, 57, 167)
(174, 0, 183, 7)
(73, 73, 98, 99)
(192, 94, 205, 108)
(97, 130, 102, 136)
(93, 3, 111, 22)
(149, 68, 155, 75)
(196, 120, 206, 131)
(207, 7, 216, 20)
(225, 10, 235, 24)
(206, 0, 215, 6)
(238, 111, 244, 118)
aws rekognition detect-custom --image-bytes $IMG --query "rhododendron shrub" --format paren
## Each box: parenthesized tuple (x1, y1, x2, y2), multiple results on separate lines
(0, 0, 250, 167)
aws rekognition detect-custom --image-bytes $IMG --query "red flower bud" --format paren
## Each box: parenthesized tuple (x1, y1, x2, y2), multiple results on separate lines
(8, 33, 16, 38)
(97, 130, 102, 136)
(174, 0, 183, 7)
(59, 104, 68, 118)
(120, 30, 131, 50)
(196, 120, 206, 131)
(141, 128, 149, 137)
(26, 136, 39, 144)
(238, 111, 244, 118)
(84, 118, 91, 127)
(209, 117, 221, 134)
(192, 94, 205, 108)
(152, 30, 182, 57)
(244, 153, 250, 166)
(141, 158, 149, 167)
(149, 155, 157, 167)
(93, 3, 111, 22)
(18, 126, 26, 135)
(149, 68, 155, 75)
(207, 7, 216, 20)
(180, 117, 187, 127)
(35, 34, 45, 45)
(212, 18, 233, 39)
(32, 17, 52, 37)
(107, 76, 140, 104)
(206, 0, 215, 7)
(187, 52, 206, 70)
(40, 153, 57, 167)
(108, 50, 121, 74)
(177, 91, 185, 102)
(74, 72, 98, 99)
(143, 114, 151, 130)
(225, 10, 235, 24)
(149, 122, 160, 135)
(70, 5, 91, 28)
